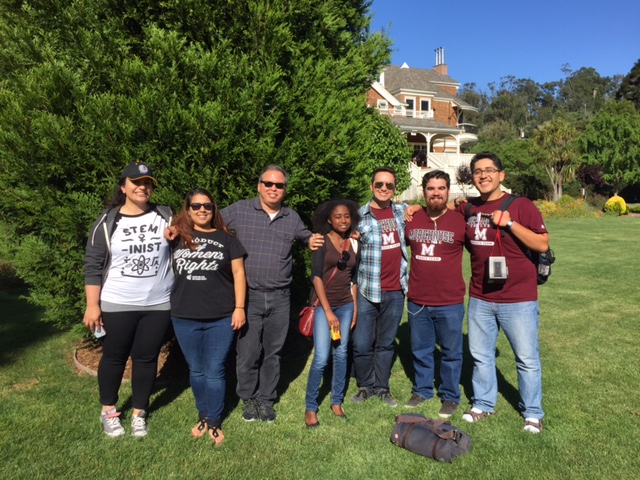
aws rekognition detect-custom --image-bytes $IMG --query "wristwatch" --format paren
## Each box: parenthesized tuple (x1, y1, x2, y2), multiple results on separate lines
(505, 220, 514, 228)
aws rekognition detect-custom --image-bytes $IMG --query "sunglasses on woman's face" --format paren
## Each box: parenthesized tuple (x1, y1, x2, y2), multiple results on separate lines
(337, 250, 351, 270)
(190, 203, 214, 211)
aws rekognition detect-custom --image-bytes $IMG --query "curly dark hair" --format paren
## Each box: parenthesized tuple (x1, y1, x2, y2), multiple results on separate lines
(173, 188, 231, 250)
(312, 199, 361, 235)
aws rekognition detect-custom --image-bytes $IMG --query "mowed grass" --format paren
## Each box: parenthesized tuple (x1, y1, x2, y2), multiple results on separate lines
(1, 216, 639, 479)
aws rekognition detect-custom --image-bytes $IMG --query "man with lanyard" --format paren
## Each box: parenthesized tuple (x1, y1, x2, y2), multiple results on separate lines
(456, 152, 549, 433)
(221, 165, 323, 423)
(404, 170, 466, 418)
(351, 167, 408, 407)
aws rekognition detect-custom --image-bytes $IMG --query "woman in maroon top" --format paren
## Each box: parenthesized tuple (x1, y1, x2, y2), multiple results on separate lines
(304, 199, 360, 428)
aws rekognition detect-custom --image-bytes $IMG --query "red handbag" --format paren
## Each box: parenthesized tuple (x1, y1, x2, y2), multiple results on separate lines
(298, 305, 316, 337)
(298, 238, 348, 337)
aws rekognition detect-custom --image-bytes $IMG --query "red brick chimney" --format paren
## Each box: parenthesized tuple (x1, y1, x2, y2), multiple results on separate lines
(433, 47, 448, 76)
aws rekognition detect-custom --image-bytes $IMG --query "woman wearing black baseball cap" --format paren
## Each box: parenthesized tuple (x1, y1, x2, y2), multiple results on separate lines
(83, 161, 174, 438)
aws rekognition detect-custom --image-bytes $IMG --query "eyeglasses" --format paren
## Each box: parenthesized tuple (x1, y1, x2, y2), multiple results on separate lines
(190, 203, 214, 211)
(374, 181, 395, 190)
(337, 250, 351, 270)
(260, 181, 286, 189)
(472, 167, 500, 176)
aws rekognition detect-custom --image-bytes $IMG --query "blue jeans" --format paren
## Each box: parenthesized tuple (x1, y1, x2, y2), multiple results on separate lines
(407, 301, 464, 403)
(305, 302, 354, 411)
(352, 290, 405, 392)
(236, 288, 290, 406)
(172, 316, 235, 427)
(467, 298, 543, 419)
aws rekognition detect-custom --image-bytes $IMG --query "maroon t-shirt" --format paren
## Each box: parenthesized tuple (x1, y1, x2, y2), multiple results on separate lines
(405, 208, 466, 306)
(456, 196, 547, 302)
(370, 206, 402, 292)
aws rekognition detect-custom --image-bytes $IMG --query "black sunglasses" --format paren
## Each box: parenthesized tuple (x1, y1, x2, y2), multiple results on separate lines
(374, 181, 395, 190)
(260, 181, 286, 189)
(190, 203, 214, 211)
(337, 250, 351, 270)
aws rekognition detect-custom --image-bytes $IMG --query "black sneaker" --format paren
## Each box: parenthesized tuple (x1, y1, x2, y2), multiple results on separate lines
(350, 388, 371, 403)
(377, 390, 398, 408)
(404, 394, 427, 408)
(438, 401, 459, 418)
(258, 404, 276, 422)
(242, 400, 259, 422)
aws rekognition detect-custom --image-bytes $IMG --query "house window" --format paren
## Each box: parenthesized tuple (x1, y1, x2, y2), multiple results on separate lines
(405, 98, 415, 116)
(420, 100, 430, 111)
(377, 100, 388, 110)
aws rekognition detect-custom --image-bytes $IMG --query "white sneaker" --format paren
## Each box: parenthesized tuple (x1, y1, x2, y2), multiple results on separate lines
(100, 409, 125, 437)
(131, 410, 148, 437)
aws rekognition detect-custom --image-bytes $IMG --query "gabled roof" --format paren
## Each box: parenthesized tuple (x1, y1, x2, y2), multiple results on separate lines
(371, 81, 402, 107)
(382, 64, 460, 92)
(381, 64, 478, 113)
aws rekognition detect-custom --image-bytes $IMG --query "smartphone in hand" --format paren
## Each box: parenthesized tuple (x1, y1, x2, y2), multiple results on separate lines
(94, 325, 106, 338)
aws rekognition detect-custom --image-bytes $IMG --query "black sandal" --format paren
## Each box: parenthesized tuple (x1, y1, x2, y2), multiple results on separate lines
(208, 424, 225, 446)
(191, 419, 208, 437)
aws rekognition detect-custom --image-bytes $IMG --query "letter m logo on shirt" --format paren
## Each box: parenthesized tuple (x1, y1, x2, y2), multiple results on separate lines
(420, 243, 435, 256)
(382, 232, 396, 246)
(475, 229, 488, 241)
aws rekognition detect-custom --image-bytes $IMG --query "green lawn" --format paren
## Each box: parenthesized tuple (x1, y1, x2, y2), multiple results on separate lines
(1, 217, 639, 479)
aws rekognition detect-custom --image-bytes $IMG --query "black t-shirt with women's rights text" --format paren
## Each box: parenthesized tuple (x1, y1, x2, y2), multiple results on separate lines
(171, 230, 246, 320)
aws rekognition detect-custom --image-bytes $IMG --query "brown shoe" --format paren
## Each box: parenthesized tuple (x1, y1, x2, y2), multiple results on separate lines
(331, 404, 347, 419)
(305, 410, 320, 429)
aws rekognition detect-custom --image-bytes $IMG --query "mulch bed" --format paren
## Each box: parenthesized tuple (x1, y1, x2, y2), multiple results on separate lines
(74, 336, 189, 383)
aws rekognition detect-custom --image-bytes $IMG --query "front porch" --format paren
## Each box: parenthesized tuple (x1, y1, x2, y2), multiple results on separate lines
(397, 153, 478, 202)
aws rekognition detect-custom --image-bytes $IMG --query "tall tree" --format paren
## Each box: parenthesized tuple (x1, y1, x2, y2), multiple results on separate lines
(580, 100, 640, 195)
(533, 114, 580, 201)
(0, 0, 409, 328)
(616, 58, 640, 110)
(558, 65, 615, 116)
(472, 138, 549, 200)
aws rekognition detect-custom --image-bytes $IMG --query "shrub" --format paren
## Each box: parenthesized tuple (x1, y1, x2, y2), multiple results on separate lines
(628, 205, 640, 214)
(586, 194, 608, 211)
(534, 200, 558, 217)
(535, 195, 601, 218)
(604, 195, 628, 215)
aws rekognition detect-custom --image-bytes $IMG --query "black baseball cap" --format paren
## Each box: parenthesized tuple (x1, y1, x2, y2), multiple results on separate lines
(120, 161, 157, 184)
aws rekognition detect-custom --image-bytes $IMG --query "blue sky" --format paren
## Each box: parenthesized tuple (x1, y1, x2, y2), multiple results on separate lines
(369, 0, 640, 91)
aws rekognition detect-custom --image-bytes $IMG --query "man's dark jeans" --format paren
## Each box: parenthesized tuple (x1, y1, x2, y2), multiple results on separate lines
(236, 288, 290, 406)
(352, 290, 405, 393)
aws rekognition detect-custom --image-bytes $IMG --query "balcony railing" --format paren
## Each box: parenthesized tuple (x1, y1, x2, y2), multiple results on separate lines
(458, 123, 478, 134)
(378, 107, 434, 119)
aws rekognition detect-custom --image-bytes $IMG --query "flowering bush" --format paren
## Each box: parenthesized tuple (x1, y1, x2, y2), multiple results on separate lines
(604, 195, 628, 215)
(534, 200, 558, 217)
(535, 195, 601, 218)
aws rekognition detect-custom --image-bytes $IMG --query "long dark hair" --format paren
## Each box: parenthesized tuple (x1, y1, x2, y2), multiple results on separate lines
(105, 178, 127, 209)
(173, 188, 231, 250)
(312, 199, 361, 236)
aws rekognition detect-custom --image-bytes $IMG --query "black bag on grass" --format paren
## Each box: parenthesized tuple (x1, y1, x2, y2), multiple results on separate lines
(390, 414, 472, 463)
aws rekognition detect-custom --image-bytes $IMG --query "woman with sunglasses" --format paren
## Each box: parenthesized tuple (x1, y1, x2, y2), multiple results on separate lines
(170, 188, 247, 445)
(304, 199, 361, 428)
